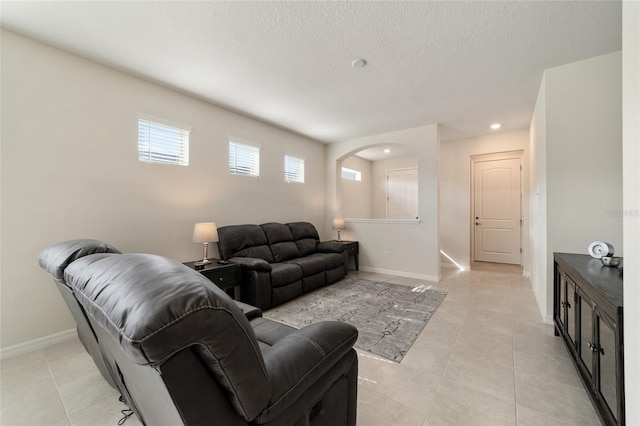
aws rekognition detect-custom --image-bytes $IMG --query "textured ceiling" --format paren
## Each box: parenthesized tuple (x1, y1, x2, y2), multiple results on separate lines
(1, 1, 622, 144)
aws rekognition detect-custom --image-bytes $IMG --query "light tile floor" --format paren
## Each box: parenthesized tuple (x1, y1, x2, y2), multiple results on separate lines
(0, 264, 599, 426)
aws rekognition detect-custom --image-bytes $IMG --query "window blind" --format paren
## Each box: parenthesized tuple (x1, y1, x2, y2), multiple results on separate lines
(138, 119, 189, 166)
(229, 140, 260, 177)
(284, 155, 305, 183)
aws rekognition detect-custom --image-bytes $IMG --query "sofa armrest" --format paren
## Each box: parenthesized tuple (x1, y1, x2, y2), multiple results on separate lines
(259, 321, 357, 420)
(316, 241, 345, 254)
(233, 301, 262, 320)
(228, 257, 272, 272)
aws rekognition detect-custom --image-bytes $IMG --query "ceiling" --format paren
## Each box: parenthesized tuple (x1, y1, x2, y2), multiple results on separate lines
(1, 1, 622, 145)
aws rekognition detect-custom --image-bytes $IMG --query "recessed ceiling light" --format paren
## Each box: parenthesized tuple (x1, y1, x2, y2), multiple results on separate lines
(490, 123, 501, 130)
(351, 58, 367, 68)
(383, 148, 391, 153)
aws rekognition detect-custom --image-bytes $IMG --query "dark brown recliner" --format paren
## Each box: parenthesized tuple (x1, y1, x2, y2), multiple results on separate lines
(64, 252, 358, 425)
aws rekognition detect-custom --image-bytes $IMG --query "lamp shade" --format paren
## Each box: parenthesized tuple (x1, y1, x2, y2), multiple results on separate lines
(332, 218, 346, 230)
(192, 222, 219, 243)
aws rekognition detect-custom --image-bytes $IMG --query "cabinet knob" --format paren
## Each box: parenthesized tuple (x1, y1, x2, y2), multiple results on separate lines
(587, 341, 599, 353)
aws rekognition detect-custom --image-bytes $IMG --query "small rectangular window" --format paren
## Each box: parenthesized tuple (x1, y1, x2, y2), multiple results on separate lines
(229, 140, 260, 177)
(138, 118, 189, 166)
(341, 167, 362, 181)
(284, 155, 305, 183)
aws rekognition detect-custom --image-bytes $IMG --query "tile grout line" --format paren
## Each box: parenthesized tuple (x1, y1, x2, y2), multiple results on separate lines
(421, 298, 469, 426)
(42, 349, 74, 426)
(511, 278, 520, 426)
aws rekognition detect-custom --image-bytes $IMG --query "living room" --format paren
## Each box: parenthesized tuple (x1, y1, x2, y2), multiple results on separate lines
(1, 2, 638, 426)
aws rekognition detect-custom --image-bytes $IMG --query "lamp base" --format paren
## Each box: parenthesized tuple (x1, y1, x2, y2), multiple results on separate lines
(196, 259, 212, 265)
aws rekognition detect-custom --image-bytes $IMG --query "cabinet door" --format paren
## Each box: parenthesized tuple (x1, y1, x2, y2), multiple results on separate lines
(578, 289, 594, 380)
(554, 265, 564, 330)
(565, 277, 577, 349)
(596, 307, 619, 424)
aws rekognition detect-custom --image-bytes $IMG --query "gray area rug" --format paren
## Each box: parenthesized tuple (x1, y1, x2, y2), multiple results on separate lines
(265, 278, 447, 362)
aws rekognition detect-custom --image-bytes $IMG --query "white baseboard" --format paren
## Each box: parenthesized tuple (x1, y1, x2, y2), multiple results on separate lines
(543, 315, 554, 325)
(359, 266, 440, 282)
(0, 329, 76, 360)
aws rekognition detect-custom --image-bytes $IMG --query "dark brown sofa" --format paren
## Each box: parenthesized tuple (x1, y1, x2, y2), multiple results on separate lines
(217, 222, 347, 310)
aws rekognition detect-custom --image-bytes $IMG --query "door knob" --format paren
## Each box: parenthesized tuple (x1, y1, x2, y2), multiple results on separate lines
(475, 222, 482, 225)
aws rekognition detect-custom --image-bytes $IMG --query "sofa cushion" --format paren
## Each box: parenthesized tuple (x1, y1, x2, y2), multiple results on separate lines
(261, 223, 300, 262)
(218, 224, 275, 263)
(310, 252, 344, 270)
(287, 222, 320, 257)
(270, 263, 303, 288)
(285, 256, 326, 276)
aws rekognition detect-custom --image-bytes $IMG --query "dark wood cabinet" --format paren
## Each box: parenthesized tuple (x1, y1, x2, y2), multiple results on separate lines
(554, 253, 624, 426)
(183, 260, 241, 300)
(328, 240, 359, 270)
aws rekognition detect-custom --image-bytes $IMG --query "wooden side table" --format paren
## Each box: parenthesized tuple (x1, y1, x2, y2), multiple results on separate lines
(183, 260, 241, 300)
(336, 240, 359, 271)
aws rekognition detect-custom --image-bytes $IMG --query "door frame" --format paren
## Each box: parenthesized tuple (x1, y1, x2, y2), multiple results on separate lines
(470, 150, 524, 264)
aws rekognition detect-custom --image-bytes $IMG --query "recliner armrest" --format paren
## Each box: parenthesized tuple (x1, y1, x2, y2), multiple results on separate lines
(233, 301, 262, 320)
(259, 321, 357, 420)
(228, 257, 272, 272)
(316, 241, 345, 253)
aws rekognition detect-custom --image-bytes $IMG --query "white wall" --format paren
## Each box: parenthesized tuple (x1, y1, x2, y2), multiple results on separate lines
(341, 155, 372, 219)
(371, 156, 418, 219)
(326, 125, 440, 281)
(440, 130, 529, 271)
(0, 30, 327, 349)
(530, 51, 623, 322)
(622, 2, 639, 423)
(529, 78, 548, 320)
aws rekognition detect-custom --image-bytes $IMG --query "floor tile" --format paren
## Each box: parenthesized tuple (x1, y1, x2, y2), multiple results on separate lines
(424, 377, 517, 426)
(57, 371, 119, 415)
(440, 353, 515, 404)
(44, 339, 101, 386)
(0, 379, 68, 426)
(514, 371, 600, 426)
(68, 397, 142, 426)
(357, 381, 427, 426)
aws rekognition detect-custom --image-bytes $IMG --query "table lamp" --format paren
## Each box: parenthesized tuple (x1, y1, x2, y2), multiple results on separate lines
(332, 217, 345, 242)
(192, 222, 218, 264)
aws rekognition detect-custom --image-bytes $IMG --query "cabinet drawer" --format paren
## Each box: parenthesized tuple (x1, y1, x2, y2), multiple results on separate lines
(202, 268, 239, 290)
(344, 244, 358, 255)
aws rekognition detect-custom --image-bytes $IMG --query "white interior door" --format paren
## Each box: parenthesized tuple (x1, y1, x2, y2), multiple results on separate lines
(387, 168, 418, 219)
(473, 158, 521, 264)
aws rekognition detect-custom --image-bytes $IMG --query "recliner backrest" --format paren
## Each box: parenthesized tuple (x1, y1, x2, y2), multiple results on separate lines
(287, 222, 321, 257)
(65, 253, 272, 422)
(261, 222, 300, 262)
(217, 224, 275, 263)
(38, 239, 122, 390)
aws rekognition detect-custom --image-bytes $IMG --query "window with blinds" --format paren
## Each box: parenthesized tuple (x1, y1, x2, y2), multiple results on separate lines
(138, 118, 189, 166)
(284, 155, 305, 183)
(229, 140, 260, 177)
(341, 167, 362, 181)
